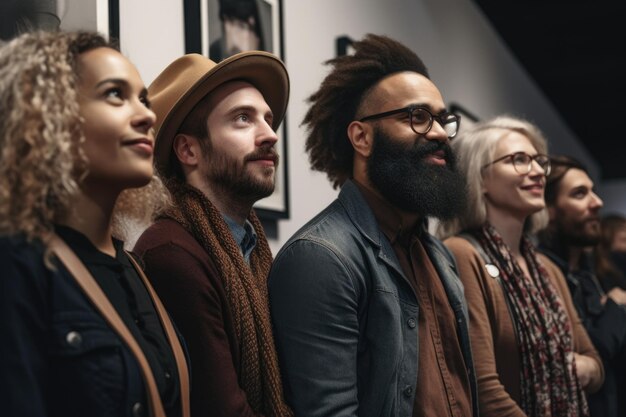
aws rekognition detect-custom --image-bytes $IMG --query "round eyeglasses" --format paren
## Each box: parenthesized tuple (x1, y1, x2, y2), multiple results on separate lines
(359, 105, 460, 139)
(483, 152, 552, 176)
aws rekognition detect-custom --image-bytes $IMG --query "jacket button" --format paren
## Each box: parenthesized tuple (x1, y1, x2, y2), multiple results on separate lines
(403, 385, 413, 397)
(407, 318, 417, 329)
(132, 402, 144, 417)
(66, 331, 82, 348)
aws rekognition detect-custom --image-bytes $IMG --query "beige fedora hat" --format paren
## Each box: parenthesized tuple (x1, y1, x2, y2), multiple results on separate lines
(148, 51, 289, 177)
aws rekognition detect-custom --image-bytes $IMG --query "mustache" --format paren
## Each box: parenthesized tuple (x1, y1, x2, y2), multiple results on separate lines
(411, 140, 454, 162)
(244, 146, 279, 166)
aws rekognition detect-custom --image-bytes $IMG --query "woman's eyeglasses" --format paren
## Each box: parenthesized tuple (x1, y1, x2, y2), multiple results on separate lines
(483, 152, 552, 176)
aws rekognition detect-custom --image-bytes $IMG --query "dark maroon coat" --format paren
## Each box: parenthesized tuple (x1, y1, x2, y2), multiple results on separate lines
(134, 218, 265, 417)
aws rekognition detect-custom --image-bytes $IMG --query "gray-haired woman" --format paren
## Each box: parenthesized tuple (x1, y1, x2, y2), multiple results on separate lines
(439, 115, 603, 416)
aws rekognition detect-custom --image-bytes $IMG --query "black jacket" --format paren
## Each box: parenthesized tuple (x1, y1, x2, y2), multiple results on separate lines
(0, 234, 183, 417)
(539, 241, 626, 417)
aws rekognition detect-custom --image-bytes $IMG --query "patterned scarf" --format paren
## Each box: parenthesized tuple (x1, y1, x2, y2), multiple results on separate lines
(163, 180, 293, 417)
(474, 224, 588, 417)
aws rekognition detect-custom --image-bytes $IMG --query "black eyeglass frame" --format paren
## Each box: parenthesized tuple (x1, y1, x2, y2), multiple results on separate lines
(358, 105, 460, 139)
(482, 152, 552, 176)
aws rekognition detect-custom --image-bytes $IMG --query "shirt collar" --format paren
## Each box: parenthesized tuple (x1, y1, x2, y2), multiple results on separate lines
(353, 180, 423, 246)
(54, 224, 129, 268)
(223, 215, 257, 262)
(539, 237, 594, 275)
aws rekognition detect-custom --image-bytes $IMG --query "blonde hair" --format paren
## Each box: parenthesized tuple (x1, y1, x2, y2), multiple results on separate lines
(0, 31, 169, 245)
(438, 115, 549, 238)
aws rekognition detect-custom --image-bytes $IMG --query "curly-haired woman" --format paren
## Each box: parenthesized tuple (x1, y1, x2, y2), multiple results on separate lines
(0, 31, 189, 417)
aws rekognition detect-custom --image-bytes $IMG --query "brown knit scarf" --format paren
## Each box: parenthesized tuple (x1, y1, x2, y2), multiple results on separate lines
(474, 224, 588, 417)
(163, 181, 292, 417)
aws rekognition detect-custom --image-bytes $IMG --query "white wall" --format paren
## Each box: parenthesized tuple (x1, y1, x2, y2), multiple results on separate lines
(58, 0, 626, 252)
(60, 0, 186, 84)
(275, 0, 605, 252)
(57, 0, 99, 33)
(597, 179, 626, 214)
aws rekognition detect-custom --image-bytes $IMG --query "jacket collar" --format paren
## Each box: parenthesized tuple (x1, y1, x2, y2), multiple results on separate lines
(337, 180, 456, 279)
(338, 180, 386, 248)
(338, 180, 429, 247)
(339, 180, 406, 279)
(539, 238, 595, 276)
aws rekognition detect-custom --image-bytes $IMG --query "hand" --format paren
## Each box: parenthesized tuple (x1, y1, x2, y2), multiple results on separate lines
(573, 353, 600, 390)
(607, 287, 626, 305)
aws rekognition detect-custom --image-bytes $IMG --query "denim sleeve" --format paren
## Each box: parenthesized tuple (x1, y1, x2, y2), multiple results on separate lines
(268, 239, 360, 417)
(0, 241, 49, 417)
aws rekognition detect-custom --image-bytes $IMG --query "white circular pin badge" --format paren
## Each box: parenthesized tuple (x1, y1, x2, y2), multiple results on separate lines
(485, 263, 500, 278)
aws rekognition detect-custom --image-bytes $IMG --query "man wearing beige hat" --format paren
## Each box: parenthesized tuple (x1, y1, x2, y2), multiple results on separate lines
(133, 51, 292, 417)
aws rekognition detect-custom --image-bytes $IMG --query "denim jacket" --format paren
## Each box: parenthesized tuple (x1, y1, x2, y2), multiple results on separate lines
(269, 180, 478, 417)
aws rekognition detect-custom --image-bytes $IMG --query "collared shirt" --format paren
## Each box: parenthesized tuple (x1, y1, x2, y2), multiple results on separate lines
(354, 182, 472, 417)
(55, 225, 181, 417)
(223, 215, 258, 263)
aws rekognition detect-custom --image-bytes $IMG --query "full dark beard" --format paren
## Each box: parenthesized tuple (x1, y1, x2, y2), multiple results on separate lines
(367, 128, 466, 220)
(204, 144, 278, 203)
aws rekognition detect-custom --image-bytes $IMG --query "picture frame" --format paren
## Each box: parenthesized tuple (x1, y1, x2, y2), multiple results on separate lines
(183, 0, 289, 219)
(108, 0, 120, 41)
(336, 35, 355, 57)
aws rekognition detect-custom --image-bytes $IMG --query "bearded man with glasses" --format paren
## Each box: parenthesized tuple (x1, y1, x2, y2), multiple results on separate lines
(268, 34, 477, 417)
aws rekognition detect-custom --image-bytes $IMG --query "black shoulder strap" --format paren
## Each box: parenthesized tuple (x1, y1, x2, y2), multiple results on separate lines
(50, 235, 190, 417)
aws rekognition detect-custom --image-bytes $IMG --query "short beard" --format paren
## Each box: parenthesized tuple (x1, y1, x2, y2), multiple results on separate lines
(203, 143, 278, 204)
(367, 127, 466, 220)
(554, 218, 602, 247)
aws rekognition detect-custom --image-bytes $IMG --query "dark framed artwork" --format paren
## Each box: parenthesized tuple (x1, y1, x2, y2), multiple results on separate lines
(183, 0, 289, 219)
(336, 35, 355, 57)
(108, 0, 120, 43)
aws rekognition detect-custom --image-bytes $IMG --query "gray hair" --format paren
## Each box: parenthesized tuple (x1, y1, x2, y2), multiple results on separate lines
(437, 115, 549, 238)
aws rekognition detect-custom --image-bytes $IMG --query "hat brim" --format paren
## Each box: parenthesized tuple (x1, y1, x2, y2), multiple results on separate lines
(152, 51, 289, 177)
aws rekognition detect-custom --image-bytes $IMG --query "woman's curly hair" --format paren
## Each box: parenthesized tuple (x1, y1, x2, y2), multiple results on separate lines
(302, 33, 429, 189)
(0, 31, 170, 244)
